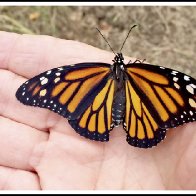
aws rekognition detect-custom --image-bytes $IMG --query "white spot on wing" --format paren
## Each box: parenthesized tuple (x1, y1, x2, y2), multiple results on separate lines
(47, 70, 52, 75)
(186, 85, 194, 94)
(174, 83, 180, 89)
(40, 89, 47, 96)
(190, 84, 196, 89)
(190, 111, 193, 116)
(184, 75, 190, 81)
(160, 66, 165, 69)
(173, 77, 178, 82)
(40, 77, 45, 81)
(171, 71, 178, 75)
(54, 77, 60, 83)
(55, 72, 61, 76)
(41, 78, 48, 85)
(189, 98, 196, 108)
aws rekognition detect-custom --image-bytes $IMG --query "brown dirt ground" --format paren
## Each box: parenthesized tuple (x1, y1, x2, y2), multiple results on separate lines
(0, 6, 195, 77)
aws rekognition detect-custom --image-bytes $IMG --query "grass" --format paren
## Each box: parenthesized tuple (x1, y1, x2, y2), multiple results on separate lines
(0, 6, 195, 77)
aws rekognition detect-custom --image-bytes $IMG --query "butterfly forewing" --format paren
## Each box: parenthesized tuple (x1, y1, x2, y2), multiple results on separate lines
(16, 63, 114, 121)
(124, 63, 196, 148)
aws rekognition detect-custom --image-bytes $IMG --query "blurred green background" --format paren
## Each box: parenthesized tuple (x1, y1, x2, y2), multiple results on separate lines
(0, 6, 195, 77)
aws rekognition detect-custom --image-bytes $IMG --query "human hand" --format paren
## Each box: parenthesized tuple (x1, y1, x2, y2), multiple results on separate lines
(0, 31, 195, 190)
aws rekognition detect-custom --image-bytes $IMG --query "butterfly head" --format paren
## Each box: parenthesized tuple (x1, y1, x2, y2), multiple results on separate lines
(112, 53, 125, 81)
(113, 53, 124, 64)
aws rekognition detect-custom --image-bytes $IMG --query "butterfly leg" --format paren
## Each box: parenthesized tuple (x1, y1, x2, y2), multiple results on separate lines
(128, 59, 146, 64)
(133, 59, 146, 64)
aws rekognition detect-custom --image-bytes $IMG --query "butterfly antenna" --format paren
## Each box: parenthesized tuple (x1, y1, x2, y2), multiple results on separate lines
(96, 28, 116, 56)
(119, 24, 137, 53)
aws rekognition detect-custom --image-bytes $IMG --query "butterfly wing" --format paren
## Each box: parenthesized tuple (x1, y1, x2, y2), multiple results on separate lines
(16, 63, 115, 141)
(124, 63, 196, 148)
(69, 77, 115, 141)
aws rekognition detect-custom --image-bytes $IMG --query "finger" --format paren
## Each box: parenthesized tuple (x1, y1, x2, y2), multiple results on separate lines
(0, 116, 48, 171)
(0, 166, 40, 190)
(0, 31, 19, 70)
(0, 31, 119, 79)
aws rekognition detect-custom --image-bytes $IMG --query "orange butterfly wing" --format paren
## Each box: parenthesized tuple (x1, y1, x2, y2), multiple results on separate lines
(16, 63, 116, 141)
(69, 78, 115, 141)
(124, 63, 196, 148)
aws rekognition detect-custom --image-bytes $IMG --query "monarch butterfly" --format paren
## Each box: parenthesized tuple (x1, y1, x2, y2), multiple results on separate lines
(16, 26, 196, 148)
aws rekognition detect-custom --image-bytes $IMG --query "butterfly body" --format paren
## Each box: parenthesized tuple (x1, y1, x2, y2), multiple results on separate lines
(16, 53, 196, 148)
(111, 53, 126, 127)
(112, 85, 126, 127)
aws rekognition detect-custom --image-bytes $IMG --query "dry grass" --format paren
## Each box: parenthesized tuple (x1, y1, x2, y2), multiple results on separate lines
(0, 6, 195, 77)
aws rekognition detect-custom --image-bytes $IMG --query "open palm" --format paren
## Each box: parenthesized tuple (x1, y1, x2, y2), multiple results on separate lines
(0, 31, 195, 190)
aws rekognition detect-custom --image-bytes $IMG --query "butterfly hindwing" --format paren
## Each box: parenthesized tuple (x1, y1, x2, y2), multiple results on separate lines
(124, 63, 196, 148)
(16, 63, 113, 122)
(124, 79, 167, 148)
(69, 78, 115, 141)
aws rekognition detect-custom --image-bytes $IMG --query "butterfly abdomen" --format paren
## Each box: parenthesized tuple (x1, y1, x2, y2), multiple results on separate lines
(112, 86, 126, 127)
